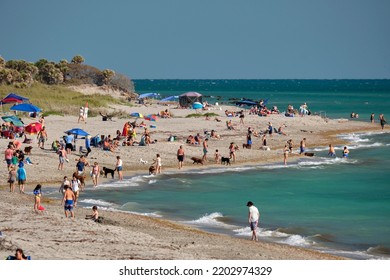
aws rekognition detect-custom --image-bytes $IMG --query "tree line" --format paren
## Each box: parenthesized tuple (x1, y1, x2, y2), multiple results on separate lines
(0, 55, 134, 93)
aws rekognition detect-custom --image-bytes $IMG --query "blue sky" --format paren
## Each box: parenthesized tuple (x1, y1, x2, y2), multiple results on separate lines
(1, 0, 389, 79)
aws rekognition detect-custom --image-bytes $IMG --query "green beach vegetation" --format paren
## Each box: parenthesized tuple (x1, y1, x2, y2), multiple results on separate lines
(0, 55, 136, 116)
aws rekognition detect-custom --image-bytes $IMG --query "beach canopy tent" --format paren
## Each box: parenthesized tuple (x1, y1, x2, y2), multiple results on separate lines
(138, 92, 160, 99)
(10, 103, 41, 113)
(0, 93, 29, 104)
(179, 92, 202, 108)
(235, 100, 258, 107)
(64, 128, 89, 137)
(160, 95, 179, 102)
(24, 122, 42, 135)
(1, 115, 24, 127)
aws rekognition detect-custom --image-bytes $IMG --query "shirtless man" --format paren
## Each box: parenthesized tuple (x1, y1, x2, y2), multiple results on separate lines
(177, 145, 185, 169)
(299, 138, 306, 155)
(62, 186, 75, 218)
(202, 138, 208, 162)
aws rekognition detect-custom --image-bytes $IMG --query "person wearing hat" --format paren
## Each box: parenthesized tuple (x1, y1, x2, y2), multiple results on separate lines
(247, 201, 260, 241)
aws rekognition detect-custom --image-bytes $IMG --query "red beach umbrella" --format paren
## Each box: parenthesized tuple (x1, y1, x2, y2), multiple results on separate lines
(24, 122, 42, 135)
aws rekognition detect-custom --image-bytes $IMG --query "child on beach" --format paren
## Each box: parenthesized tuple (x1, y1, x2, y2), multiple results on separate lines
(85, 206, 99, 222)
(33, 184, 42, 212)
(8, 165, 16, 192)
(214, 149, 220, 164)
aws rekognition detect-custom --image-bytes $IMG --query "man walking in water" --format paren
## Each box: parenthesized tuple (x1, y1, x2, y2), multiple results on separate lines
(247, 201, 260, 241)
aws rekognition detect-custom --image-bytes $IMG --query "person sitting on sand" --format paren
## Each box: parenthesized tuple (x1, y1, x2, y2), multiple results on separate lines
(210, 129, 220, 139)
(186, 135, 196, 145)
(277, 125, 287, 136)
(85, 205, 99, 222)
(227, 120, 235, 130)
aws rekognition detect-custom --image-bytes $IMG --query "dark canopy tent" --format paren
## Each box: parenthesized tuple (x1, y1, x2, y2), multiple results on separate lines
(179, 92, 202, 108)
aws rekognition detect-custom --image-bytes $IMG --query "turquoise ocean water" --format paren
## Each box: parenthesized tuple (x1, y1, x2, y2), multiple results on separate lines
(49, 80, 390, 259)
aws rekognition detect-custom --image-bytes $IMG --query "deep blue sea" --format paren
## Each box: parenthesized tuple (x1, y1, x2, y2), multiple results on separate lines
(50, 80, 390, 259)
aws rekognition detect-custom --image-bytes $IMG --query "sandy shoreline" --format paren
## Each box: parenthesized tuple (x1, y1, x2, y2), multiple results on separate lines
(1, 103, 386, 260)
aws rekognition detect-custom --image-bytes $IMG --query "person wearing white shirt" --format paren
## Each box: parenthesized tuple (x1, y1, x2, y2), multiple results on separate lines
(247, 201, 260, 241)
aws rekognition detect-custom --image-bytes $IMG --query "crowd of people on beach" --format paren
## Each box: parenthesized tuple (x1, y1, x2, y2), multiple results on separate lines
(1, 96, 388, 261)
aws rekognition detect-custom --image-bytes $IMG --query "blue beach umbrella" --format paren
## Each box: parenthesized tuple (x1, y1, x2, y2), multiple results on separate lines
(65, 128, 90, 137)
(10, 103, 41, 113)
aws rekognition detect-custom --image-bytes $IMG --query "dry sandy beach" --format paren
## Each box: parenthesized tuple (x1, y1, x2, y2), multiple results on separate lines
(0, 103, 385, 260)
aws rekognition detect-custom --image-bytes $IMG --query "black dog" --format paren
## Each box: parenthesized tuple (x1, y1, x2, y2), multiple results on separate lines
(221, 157, 231, 165)
(100, 167, 116, 178)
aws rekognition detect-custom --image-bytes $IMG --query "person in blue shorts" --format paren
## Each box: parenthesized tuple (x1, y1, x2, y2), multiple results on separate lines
(62, 186, 75, 218)
(342, 146, 349, 158)
(299, 138, 306, 154)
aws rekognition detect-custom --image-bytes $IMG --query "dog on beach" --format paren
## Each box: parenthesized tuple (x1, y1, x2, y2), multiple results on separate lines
(190, 157, 204, 165)
(221, 157, 231, 165)
(242, 143, 252, 149)
(149, 165, 156, 175)
(24, 146, 33, 155)
(140, 158, 148, 164)
(100, 167, 116, 178)
(304, 152, 315, 157)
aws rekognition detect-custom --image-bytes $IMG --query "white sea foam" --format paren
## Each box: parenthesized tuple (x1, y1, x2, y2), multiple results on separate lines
(79, 199, 114, 207)
(233, 227, 312, 247)
(184, 212, 237, 229)
(279, 234, 314, 247)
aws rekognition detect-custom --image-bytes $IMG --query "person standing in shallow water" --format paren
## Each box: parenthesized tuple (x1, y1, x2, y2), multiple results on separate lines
(247, 201, 260, 241)
(379, 114, 386, 130)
